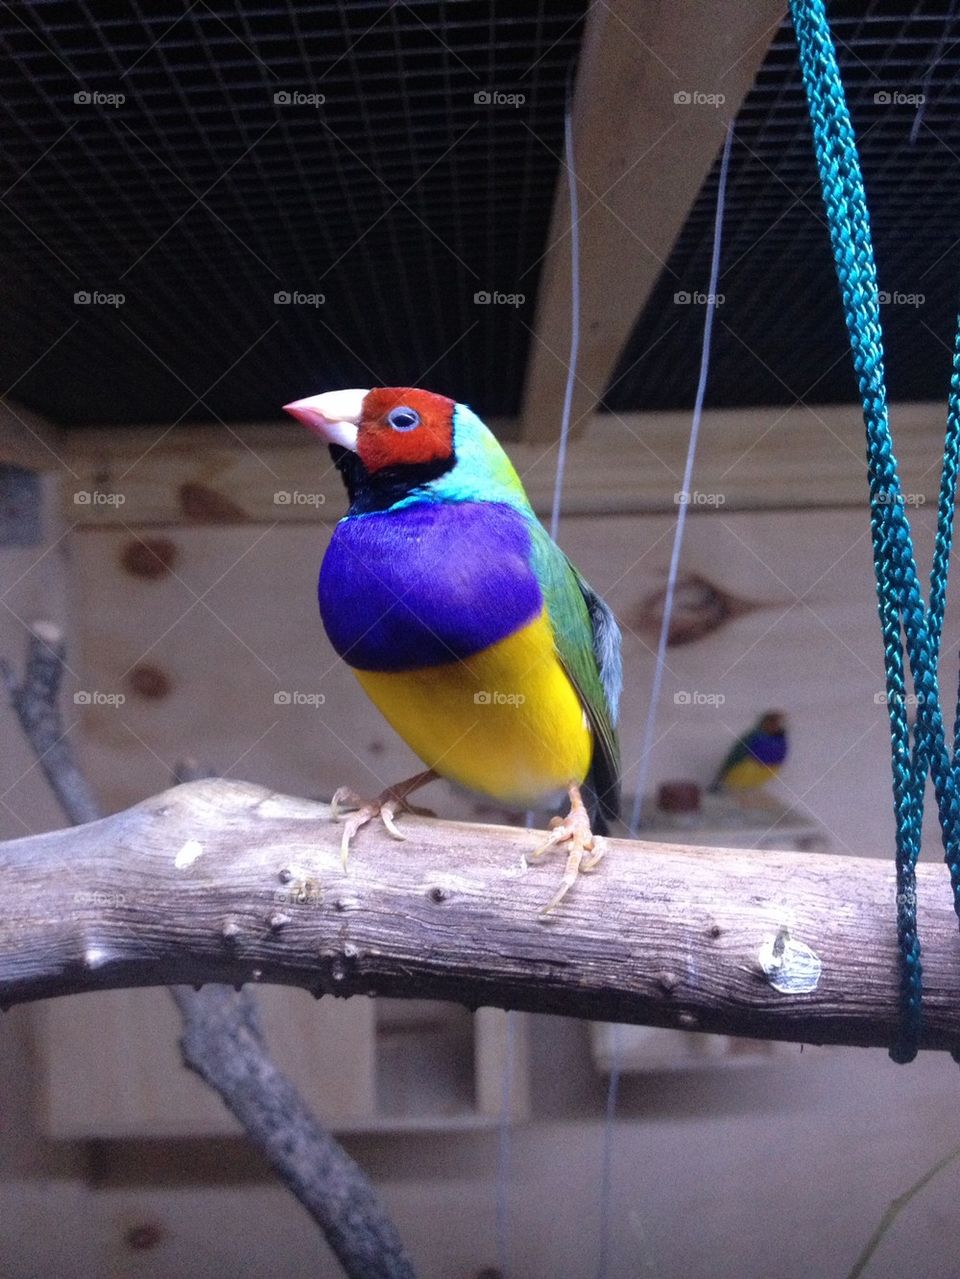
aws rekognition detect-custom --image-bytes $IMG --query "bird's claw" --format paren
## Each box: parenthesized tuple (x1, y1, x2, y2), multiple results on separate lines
(330, 786, 422, 870)
(532, 796, 605, 915)
(330, 786, 364, 821)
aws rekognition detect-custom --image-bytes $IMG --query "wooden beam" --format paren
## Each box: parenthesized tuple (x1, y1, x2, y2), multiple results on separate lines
(2, 779, 959, 1054)
(519, 0, 787, 441)
(60, 401, 947, 525)
(0, 398, 68, 473)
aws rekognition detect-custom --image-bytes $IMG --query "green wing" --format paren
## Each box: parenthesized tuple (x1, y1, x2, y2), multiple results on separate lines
(709, 734, 751, 791)
(526, 520, 622, 826)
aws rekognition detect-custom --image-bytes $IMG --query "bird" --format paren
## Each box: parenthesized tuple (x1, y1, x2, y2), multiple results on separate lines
(709, 710, 788, 796)
(282, 385, 622, 912)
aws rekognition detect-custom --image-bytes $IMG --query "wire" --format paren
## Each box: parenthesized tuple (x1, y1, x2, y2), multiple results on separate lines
(548, 67, 582, 544)
(496, 67, 581, 1277)
(628, 124, 735, 835)
(593, 121, 734, 1279)
(495, 1008, 517, 1276)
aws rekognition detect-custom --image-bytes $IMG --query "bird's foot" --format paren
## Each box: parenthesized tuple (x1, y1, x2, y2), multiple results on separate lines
(330, 769, 438, 869)
(529, 784, 605, 915)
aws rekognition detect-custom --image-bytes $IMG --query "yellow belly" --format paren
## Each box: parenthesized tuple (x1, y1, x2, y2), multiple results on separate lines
(722, 757, 778, 791)
(353, 610, 592, 806)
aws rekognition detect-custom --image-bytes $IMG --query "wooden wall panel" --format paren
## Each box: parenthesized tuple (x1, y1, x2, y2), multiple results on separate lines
(69, 504, 954, 858)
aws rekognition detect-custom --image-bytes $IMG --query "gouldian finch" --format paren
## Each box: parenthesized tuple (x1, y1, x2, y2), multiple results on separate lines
(282, 386, 622, 911)
(709, 711, 788, 794)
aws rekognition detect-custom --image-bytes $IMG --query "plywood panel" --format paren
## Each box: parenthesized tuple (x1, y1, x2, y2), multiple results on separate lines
(40, 986, 376, 1139)
(0, 472, 71, 842)
(68, 505, 956, 860)
(62, 402, 951, 523)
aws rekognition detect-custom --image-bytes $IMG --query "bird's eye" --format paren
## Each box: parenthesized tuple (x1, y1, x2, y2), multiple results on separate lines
(387, 406, 420, 431)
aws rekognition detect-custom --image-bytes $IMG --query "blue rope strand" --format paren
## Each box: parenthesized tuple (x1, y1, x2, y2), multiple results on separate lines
(790, 0, 960, 1062)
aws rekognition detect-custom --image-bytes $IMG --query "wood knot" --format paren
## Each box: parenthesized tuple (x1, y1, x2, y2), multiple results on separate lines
(428, 885, 448, 904)
(707, 923, 723, 940)
(630, 572, 756, 647)
(657, 970, 681, 994)
(120, 537, 178, 579)
(127, 663, 171, 700)
(179, 481, 249, 523)
(124, 1221, 166, 1252)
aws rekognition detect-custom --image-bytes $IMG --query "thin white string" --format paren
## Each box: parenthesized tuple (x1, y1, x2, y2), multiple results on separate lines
(628, 123, 735, 836)
(549, 72, 581, 543)
(496, 74, 581, 1279)
(596, 122, 734, 1279)
(495, 1006, 517, 1275)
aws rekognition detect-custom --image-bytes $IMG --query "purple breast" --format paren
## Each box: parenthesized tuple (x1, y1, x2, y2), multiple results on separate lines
(318, 501, 542, 671)
(750, 733, 787, 766)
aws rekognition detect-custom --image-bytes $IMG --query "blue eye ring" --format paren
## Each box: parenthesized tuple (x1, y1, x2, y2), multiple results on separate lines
(387, 406, 421, 432)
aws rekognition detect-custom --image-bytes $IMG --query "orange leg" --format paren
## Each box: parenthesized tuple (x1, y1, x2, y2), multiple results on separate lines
(330, 769, 438, 868)
(528, 782, 605, 914)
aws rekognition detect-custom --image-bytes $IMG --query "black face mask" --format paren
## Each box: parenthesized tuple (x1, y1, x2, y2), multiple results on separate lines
(329, 444, 455, 516)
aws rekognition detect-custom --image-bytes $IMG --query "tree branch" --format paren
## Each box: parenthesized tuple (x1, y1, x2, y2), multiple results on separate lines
(2, 776, 959, 1053)
(2, 623, 416, 1279)
(169, 985, 415, 1277)
(0, 621, 101, 825)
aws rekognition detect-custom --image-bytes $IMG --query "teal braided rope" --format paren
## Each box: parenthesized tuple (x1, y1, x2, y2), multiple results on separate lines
(790, 0, 960, 1062)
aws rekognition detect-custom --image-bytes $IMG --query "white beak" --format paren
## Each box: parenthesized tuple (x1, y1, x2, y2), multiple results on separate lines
(282, 388, 369, 450)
